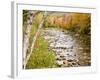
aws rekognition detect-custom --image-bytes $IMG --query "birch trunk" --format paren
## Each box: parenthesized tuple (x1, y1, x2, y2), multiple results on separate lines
(24, 11, 48, 68)
(23, 11, 40, 69)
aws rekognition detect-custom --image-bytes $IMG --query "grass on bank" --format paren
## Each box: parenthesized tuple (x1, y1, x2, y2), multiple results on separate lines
(26, 34, 57, 69)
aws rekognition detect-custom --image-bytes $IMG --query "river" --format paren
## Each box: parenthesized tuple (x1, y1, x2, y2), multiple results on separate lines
(42, 28, 91, 67)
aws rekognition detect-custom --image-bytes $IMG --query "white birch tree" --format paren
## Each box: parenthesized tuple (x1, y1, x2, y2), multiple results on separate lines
(24, 11, 48, 68)
(23, 11, 41, 69)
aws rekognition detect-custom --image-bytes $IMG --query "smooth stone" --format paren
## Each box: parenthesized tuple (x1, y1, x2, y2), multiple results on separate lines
(75, 34, 79, 37)
(59, 54, 64, 58)
(63, 60, 68, 67)
(56, 60, 63, 65)
(83, 53, 87, 56)
(78, 47, 83, 50)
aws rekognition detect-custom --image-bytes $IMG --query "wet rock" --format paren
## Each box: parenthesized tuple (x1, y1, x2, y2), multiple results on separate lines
(56, 55, 63, 61)
(67, 59, 73, 62)
(63, 60, 68, 67)
(83, 53, 87, 56)
(56, 60, 63, 66)
(62, 57, 66, 60)
(78, 47, 83, 50)
(75, 34, 79, 37)
(59, 54, 64, 58)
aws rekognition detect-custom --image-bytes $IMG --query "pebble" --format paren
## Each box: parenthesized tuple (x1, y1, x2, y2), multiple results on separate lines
(56, 60, 63, 65)
(78, 47, 83, 50)
(63, 60, 68, 67)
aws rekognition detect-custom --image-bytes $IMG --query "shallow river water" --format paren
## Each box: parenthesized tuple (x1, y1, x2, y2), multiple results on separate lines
(42, 28, 91, 67)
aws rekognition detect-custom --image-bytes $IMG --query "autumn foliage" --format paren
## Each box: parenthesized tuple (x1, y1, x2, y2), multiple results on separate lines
(44, 12, 91, 35)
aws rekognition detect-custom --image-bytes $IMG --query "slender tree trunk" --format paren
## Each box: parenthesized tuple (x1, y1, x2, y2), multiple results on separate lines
(24, 11, 48, 68)
(23, 11, 41, 69)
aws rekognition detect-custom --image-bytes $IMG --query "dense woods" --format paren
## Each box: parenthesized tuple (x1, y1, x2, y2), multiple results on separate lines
(44, 12, 91, 35)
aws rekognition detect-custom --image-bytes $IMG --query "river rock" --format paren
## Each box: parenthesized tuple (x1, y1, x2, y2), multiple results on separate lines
(63, 60, 68, 67)
(56, 60, 63, 66)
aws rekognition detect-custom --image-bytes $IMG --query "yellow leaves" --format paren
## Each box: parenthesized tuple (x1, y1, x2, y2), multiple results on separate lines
(72, 13, 91, 27)
(44, 12, 91, 34)
(35, 12, 43, 25)
(71, 13, 91, 34)
(44, 13, 72, 29)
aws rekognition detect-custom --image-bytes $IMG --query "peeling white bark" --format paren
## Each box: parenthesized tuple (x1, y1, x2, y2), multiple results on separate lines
(24, 11, 48, 68)
(23, 11, 41, 69)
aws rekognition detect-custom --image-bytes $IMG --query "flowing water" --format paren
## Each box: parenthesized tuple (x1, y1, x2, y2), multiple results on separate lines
(42, 28, 91, 67)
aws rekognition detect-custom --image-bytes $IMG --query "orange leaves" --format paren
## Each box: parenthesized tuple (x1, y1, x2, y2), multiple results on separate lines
(45, 13, 72, 29)
(44, 12, 91, 34)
